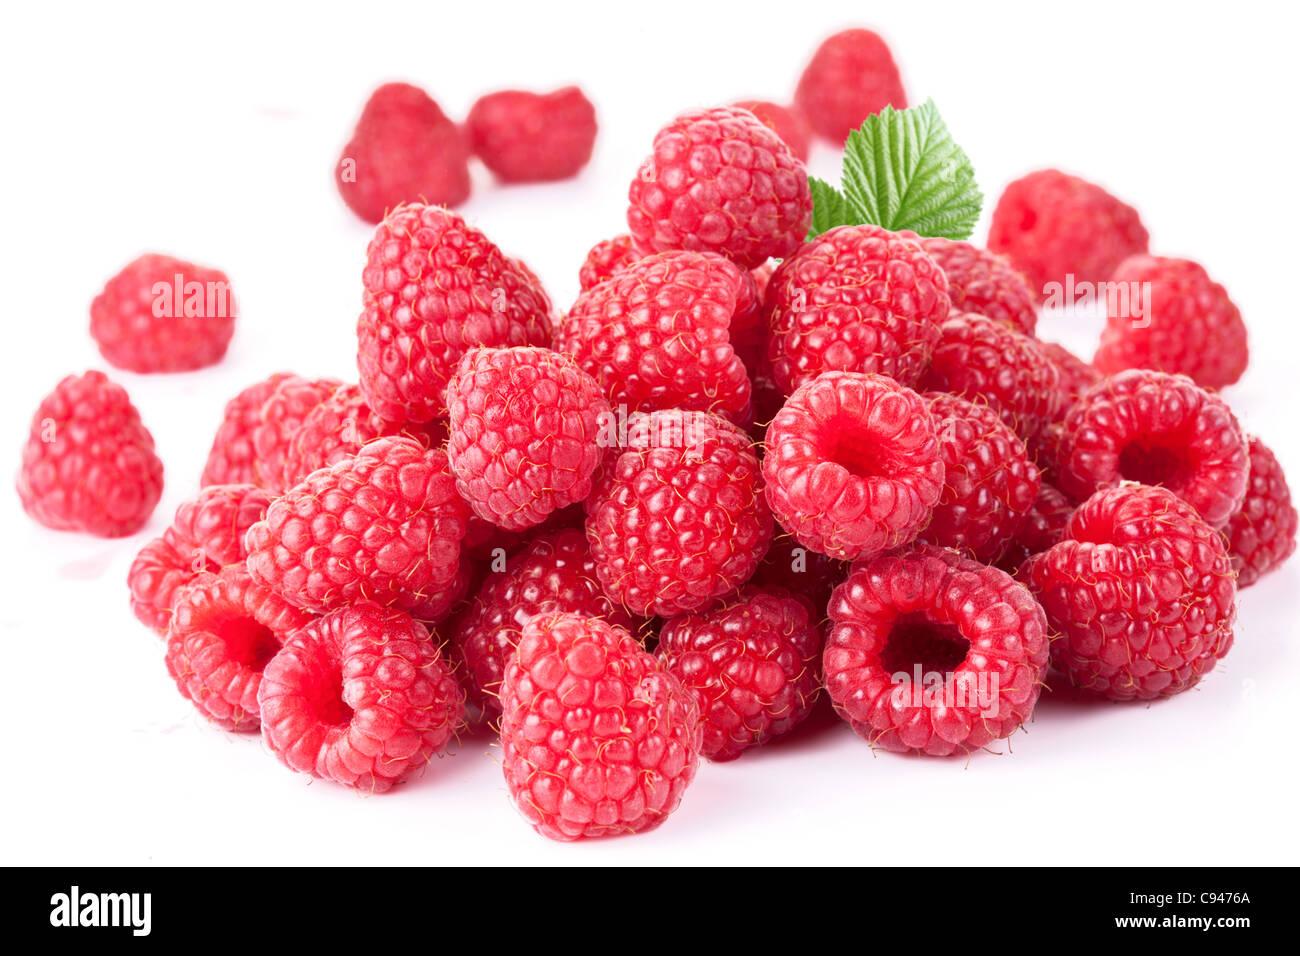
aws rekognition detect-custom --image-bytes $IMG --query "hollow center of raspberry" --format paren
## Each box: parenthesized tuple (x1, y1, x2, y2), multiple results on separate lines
(1118, 441, 1185, 489)
(305, 662, 354, 728)
(824, 429, 890, 479)
(218, 617, 281, 672)
(879, 615, 970, 678)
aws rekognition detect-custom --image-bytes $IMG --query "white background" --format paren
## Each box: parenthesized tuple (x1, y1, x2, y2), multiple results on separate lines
(1, 0, 1297, 865)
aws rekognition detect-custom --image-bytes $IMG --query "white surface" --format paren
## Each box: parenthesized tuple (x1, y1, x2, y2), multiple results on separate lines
(1, 0, 1297, 865)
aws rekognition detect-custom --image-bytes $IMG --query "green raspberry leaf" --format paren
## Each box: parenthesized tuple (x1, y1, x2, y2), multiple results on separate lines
(814, 99, 982, 240)
(806, 176, 853, 239)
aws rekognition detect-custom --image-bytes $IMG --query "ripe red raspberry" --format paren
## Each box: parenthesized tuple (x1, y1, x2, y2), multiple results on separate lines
(732, 100, 812, 161)
(165, 565, 312, 730)
(657, 587, 822, 761)
(748, 535, 847, 615)
(825, 546, 1049, 755)
(335, 82, 471, 223)
(918, 237, 1037, 336)
(793, 28, 906, 143)
(129, 484, 271, 633)
(250, 375, 342, 494)
(259, 602, 463, 791)
(557, 250, 753, 422)
(245, 436, 470, 617)
(17, 371, 163, 537)
(763, 372, 944, 561)
(449, 527, 642, 717)
(200, 372, 295, 487)
(627, 106, 812, 269)
(90, 254, 237, 373)
(764, 224, 949, 394)
(919, 312, 1061, 440)
(987, 169, 1149, 299)
(1024, 484, 1236, 700)
(447, 347, 609, 531)
(996, 481, 1074, 575)
(1094, 255, 1249, 389)
(466, 86, 597, 182)
(920, 392, 1041, 563)
(577, 234, 644, 291)
(1055, 369, 1248, 527)
(1223, 437, 1297, 588)
(1040, 341, 1101, 417)
(586, 409, 772, 617)
(357, 203, 553, 424)
(499, 612, 701, 840)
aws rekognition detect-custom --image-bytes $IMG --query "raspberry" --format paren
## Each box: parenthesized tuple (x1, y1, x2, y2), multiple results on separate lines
(919, 312, 1061, 440)
(732, 100, 812, 162)
(556, 250, 753, 422)
(250, 375, 342, 494)
(449, 527, 642, 717)
(920, 392, 1041, 563)
(17, 371, 163, 537)
(1024, 484, 1236, 700)
(1055, 370, 1248, 527)
(1094, 255, 1249, 389)
(1040, 341, 1101, 416)
(245, 436, 470, 617)
(825, 545, 1049, 755)
(577, 234, 644, 291)
(793, 28, 906, 143)
(918, 237, 1037, 336)
(259, 602, 464, 791)
(627, 106, 812, 269)
(585, 409, 772, 617)
(988, 169, 1149, 299)
(129, 484, 271, 633)
(762, 372, 944, 561)
(357, 203, 553, 424)
(447, 347, 609, 531)
(90, 254, 237, 373)
(996, 481, 1074, 576)
(466, 86, 597, 182)
(657, 587, 822, 761)
(748, 535, 847, 615)
(764, 224, 949, 394)
(499, 612, 701, 841)
(165, 565, 313, 730)
(1223, 436, 1298, 588)
(200, 372, 295, 487)
(335, 82, 471, 223)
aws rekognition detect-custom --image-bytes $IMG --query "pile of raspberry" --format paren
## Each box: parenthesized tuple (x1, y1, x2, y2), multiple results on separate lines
(16, 27, 1296, 843)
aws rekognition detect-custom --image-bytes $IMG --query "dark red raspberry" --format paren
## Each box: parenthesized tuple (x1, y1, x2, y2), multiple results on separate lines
(449, 527, 642, 717)
(988, 168, 1149, 299)
(557, 250, 753, 422)
(764, 224, 949, 394)
(657, 587, 822, 761)
(732, 100, 812, 161)
(250, 375, 341, 494)
(920, 392, 1041, 563)
(918, 237, 1037, 336)
(335, 82, 471, 223)
(17, 371, 163, 537)
(259, 602, 464, 791)
(762, 372, 944, 561)
(200, 372, 295, 487)
(794, 28, 906, 143)
(1094, 255, 1249, 389)
(90, 254, 237, 373)
(919, 312, 1061, 440)
(1024, 484, 1236, 700)
(447, 347, 609, 531)
(1055, 369, 1248, 527)
(577, 234, 644, 291)
(499, 612, 702, 840)
(825, 546, 1049, 755)
(1224, 436, 1297, 588)
(586, 409, 772, 617)
(627, 106, 812, 269)
(357, 203, 553, 424)
(129, 484, 271, 633)
(748, 535, 847, 616)
(1040, 341, 1101, 417)
(165, 565, 312, 730)
(996, 481, 1074, 575)
(466, 86, 597, 183)
(245, 436, 470, 617)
